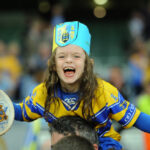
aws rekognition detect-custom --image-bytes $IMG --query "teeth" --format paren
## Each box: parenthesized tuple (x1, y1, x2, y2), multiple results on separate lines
(64, 67, 74, 70)
(64, 67, 75, 72)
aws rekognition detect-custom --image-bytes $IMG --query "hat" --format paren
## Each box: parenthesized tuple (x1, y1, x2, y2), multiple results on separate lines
(52, 21, 91, 55)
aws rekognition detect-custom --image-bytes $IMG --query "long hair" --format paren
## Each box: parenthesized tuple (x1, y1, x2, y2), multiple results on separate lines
(44, 50, 98, 121)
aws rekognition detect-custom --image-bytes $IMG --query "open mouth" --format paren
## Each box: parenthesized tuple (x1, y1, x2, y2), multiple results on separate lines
(64, 68, 75, 77)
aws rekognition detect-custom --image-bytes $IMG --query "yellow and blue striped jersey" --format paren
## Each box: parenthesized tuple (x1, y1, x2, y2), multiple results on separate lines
(14, 78, 140, 141)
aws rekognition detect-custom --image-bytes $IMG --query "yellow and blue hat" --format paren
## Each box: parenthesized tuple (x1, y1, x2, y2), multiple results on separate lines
(52, 21, 91, 55)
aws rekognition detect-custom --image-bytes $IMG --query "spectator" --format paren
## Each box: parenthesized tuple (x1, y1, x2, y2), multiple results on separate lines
(128, 10, 145, 40)
(7, 41, 22, 83)
(108, 66, 130, 100)
(50, 3, 65, 27)
(127, 41, 148, 97)
(52, 135, 95, 150)
(0, 41, 17, 97)
(50, 116, 99, 150)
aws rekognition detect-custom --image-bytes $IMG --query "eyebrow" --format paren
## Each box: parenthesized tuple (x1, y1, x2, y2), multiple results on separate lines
(57, 52, 65, 55)
(73, 52, 81, 54)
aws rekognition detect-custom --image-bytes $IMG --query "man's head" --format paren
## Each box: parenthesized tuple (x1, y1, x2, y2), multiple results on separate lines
(52, 135, 95, 150)
(49, 116, 99, 150)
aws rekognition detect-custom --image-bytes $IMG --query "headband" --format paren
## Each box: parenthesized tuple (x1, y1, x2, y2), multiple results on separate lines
(52, 21, 91, 55)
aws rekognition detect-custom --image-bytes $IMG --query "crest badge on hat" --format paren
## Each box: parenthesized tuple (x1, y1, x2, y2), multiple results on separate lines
(56, 21, 78, 47)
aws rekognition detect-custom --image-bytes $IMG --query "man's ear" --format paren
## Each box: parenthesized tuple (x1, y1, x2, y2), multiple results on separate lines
(93, 144, 98, 150)
(90, 58, 94, 65)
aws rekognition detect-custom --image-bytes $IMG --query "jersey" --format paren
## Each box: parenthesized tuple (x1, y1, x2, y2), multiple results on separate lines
(14, 78, 140, 141)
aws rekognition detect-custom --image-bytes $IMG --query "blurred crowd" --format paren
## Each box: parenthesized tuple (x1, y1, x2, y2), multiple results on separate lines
(0, 3, 65, 101)
(109, 5, 150, 112)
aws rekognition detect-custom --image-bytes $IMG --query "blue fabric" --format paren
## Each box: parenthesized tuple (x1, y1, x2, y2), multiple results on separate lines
(118, 103, 136, 127)
(54, 21, 91, 55)
(98, 137, 123, 150)
(134, 112, 150, 133)
(13, 103, 23, 121)
(56, 86, 80, 111)
(96, 120, 111, 137)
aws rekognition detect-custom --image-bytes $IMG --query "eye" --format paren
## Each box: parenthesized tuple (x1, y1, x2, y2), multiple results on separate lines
(74, 55, 80, 58)
(58, 55, 65, 58)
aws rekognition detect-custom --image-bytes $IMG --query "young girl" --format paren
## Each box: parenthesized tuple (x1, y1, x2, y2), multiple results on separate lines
(13, 21, 150, 150)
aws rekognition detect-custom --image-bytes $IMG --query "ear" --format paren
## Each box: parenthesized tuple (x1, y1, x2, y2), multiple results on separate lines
(93, 144, 98, 150)
(90, 58, 94, 65)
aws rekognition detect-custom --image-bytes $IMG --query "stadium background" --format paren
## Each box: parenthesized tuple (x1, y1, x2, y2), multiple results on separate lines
(1, 0, 150, 149)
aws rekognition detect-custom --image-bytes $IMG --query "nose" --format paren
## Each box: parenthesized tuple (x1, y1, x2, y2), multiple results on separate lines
(66, 55, 73, 63)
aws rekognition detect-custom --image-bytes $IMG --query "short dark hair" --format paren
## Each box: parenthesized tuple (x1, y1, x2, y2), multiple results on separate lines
(52, 135, 95, 150)
(49, 116, 99, 145)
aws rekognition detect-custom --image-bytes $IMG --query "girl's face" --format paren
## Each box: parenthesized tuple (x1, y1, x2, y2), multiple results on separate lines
(55, 44, 86, 85)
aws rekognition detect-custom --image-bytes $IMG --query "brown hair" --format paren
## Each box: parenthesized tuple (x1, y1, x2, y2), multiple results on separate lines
(44, 50, 98, 120)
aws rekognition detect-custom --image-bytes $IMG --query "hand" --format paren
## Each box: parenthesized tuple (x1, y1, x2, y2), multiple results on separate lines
(0, 105, 8, 122)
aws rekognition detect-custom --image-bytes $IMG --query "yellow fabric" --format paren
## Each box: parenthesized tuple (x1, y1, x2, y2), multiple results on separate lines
(20, 78, 140, 141)
(52, 27, 58, 52)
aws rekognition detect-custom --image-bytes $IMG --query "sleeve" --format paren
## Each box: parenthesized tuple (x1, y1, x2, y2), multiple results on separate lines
(134, 112, 150, 133)
(14, 83, 46, 122)
(13, 103, 23, 121)
(104, 81, 140, 128)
